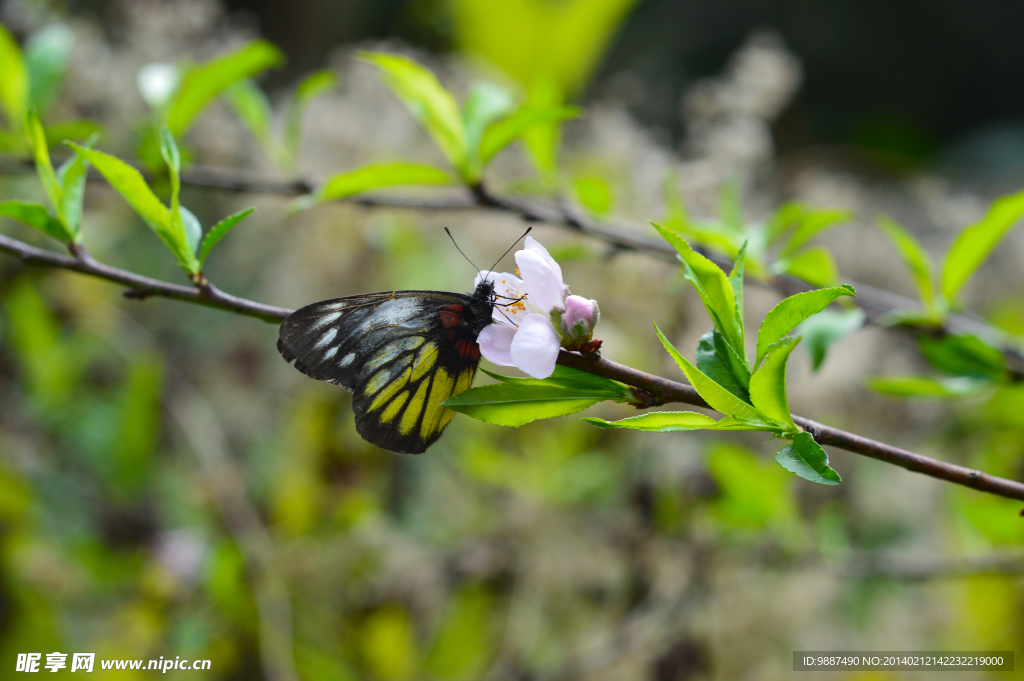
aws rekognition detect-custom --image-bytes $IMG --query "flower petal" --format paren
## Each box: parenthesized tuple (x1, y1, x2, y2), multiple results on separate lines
(516, 249, 564, 313)
(510, 314, 560, 378)
(475, 270, 524, 294)
(478, 323, 516, 366)
(524, 236, 562, 283)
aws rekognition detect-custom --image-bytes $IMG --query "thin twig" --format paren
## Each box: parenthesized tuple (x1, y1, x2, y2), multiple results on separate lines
(182, 166, 1024, 374)
(0, 230, 1020, 503)
(555, 351, 1024, 502)
(0, 233, 290, 323)
(3, 158, 1022, 374)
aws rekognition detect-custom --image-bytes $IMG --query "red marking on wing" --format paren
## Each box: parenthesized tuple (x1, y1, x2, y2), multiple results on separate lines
(439, 305, 463, 329)
(454, 339, 481, 359)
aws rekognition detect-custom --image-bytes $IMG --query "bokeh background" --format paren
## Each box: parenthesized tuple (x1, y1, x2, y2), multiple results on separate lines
(1, 0, 1024, 679)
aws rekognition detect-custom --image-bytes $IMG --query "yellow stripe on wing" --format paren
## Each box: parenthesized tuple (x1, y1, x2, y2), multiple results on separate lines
(419, 368, 454, 440)
(379, 391, 409, 424)
(410, 342, 439, 381)
(400, 379, 431, 435)
(367, 367, 412, 412)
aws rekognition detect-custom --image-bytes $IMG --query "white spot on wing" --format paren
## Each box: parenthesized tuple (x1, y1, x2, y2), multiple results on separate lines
(315, 311, 341, 328)
(373, 298, 419, 326)
(323, 346, 338, 360)
(316, 327, 338, 348)
(340, 353, 355, 367)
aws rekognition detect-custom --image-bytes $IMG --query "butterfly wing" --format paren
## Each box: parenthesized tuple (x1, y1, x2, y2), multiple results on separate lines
(278, 291, 486, 454)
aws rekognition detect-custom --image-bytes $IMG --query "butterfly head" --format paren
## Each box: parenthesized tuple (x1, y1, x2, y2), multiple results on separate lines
(473, 276, 497, 302)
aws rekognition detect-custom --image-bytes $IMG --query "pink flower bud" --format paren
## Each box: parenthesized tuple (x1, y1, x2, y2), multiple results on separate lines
(558, 295, 600, 344)
(564, 295, 595, 328)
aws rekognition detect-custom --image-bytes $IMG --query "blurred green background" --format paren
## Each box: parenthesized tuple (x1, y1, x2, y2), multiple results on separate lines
(1, 0, 1023, 679)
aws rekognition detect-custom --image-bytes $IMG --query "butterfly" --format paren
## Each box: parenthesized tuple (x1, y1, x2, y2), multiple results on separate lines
(277, 230, 528, 454)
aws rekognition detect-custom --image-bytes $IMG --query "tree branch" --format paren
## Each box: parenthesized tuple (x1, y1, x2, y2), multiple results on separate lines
(177, 166, 1024, 376)
(555, 351, 1024, 502)
(3, 158, 1022, 374)
(0, 230, 1020, 503)
(0, 233, 290, 323)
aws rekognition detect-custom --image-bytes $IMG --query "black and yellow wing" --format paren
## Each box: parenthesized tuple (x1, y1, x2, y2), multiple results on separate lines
(278, 290, 492, 454)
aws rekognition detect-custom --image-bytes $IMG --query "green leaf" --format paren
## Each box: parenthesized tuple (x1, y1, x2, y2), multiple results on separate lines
(918, 334, 1006, 381)
(318, 162, 452, 200)
(284, 69, 338, 163)
(24, 24, 73, 114)
(865, 375, 990, 399)
(655, 323, 772, 426)
(748, 336, 800, 432)
(166, 40, 284, 136)
(159, 125, 181, 177)
(661, 215, 742, 259)
(776, 245, 840, 288)
(480, 364, 632, 397)
(755, 285, 855, 369)
(477, 103, 579, 168)
(696, 328, 750, 402)
(179, 205, 202, 256)
(797, 308, 865, 371)
(293, 162, 452, 211)
(462, 82, 515, 159)
(522, 75, 564, 173)
(0, 22, 27, 128)
(778, 207, 853, 257)
(941, 189, 1024, 302)
(585, 411, 772, 432)
(877, 215, 935, 309)
(775, 432, 841, 485)
(450, 0, 637, 98)
(65, 143, 201, 270)
(764, 201, 805, 246)
(294, 69, 338, 101)
(360, 51, 467, 173)
(0, 200, 66, 242)
(573, 175, 612, 214)
(442, 372, 621, 426)
(224, 78, 282, 166)
(24, 110, 65, 226)
(652, 222, 746, 361)
(158, 127, 200, 270)
(584, 411, 718, 431)
(729, 240, 747, 324)
(55, 136, 93, 239)
(199, 207, 255, 266)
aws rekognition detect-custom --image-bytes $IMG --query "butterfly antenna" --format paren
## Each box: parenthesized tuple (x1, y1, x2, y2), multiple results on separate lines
(444, 227, 481, 273)
(485, 226, 532, 277)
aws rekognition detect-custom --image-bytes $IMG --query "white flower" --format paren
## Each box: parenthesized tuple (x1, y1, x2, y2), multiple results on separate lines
(476, 237, 599, 379)
(137, 63, 180, 109)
